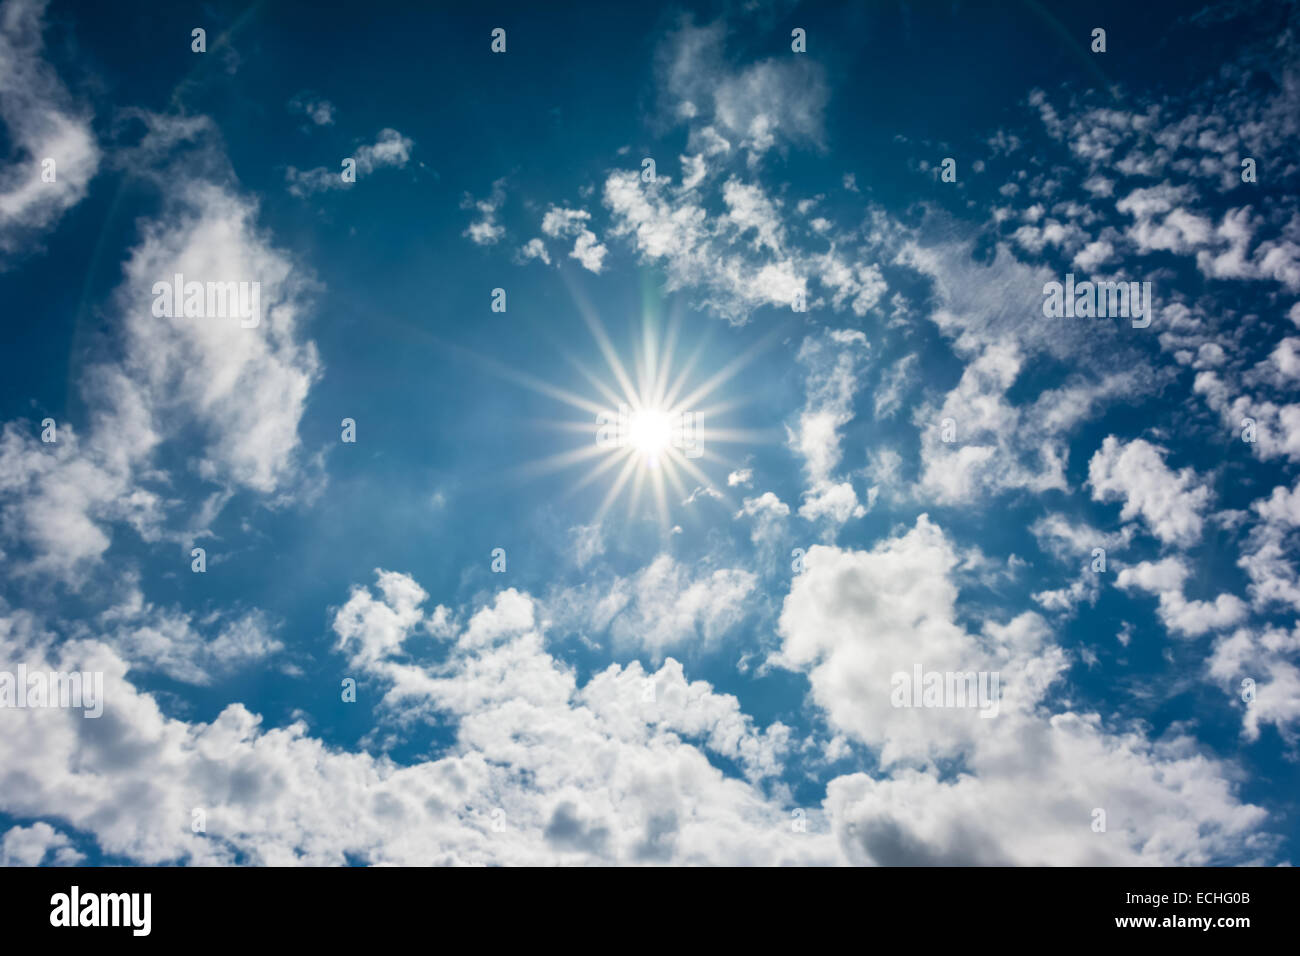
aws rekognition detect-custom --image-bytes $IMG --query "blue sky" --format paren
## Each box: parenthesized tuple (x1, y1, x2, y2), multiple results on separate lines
(1, 0, 1298, 866)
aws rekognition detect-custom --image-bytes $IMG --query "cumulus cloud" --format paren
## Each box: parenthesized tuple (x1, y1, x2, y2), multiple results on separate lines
(0, 580, 829, 865)
(774, 516, 1273, 864)
(1, 822, 82, 866)
(1088, 437, 1211, 547)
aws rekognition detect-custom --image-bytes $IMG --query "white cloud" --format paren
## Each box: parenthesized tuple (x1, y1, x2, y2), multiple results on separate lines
(1, 822, 82, 866)
(586, 31, 887, 323)
(0, 138, 322, 584)
(1117, 184, 1213, 255)
(286, 128, 413, 196)
(94, 581, 283, 684)
(287, 92, 335, 126)
(736, 491, 788, 519)
(603, 170, 811, 322)
(872, 354, 916, 420)
(517, 237, 551, 265)
(1116, 557, 1248, 638)
(735, 491, 790, 549)
(774, 516, 1063, 765)
(0, 580, 836, 866)
(584, 554, 758, 658)
(0, 0, 100, 263)
(1088, 437, 1211, 547)
(1073, 238, 1114, 271)
(537, 204, 607, 272)
(658, 20, 828, 163)
(799, 481, 867, 525)
(774, 516, 1272, 864)
(898, 235, 1153, 505)
(1031, 513, 1134, 564)
(727, 468, 753, 487)
(1237, 477, 1300, 612)
(789, 331, 869, 528)
(1208, 623, 1300, 746)
(1194, 368, 1300, 465)
(1028, 514, 1134, 616)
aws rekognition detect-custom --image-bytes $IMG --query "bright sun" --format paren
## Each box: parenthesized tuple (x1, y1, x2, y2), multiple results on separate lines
(627, 407, 672, 462)
(498, 296, 778, 526)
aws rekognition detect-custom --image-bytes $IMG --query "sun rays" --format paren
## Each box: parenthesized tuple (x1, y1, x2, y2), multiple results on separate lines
(508, 277, 781, 528)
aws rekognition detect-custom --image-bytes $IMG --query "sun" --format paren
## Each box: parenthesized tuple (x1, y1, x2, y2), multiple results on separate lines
(499, 289, 779, 526)
(626, 407, 673, 464)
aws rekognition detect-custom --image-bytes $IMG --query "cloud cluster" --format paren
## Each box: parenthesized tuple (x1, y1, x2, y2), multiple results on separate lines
(775, 517, 1273, 864)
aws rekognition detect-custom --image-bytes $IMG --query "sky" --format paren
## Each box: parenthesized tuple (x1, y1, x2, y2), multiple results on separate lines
(0, 0, 1298, 866)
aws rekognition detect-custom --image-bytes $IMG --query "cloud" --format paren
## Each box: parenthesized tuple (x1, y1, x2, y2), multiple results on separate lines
(1, 822, 82, 866)
(873, 354, 917, 420)
(540, 205, 607, 273)
(0, 580, 831, 865)
(461, 177, 507, 245)
(0, 0, 100, 264)
(658, 20, 828, 163)
(1237, 477, 1300, 612)
(119, 184, 321, 489)
(726, 468, 752, 487)
(1028, 514, 1135, 615)
(774, 516, 1273, 864)
(93, 580, 283, 684)
(287, 92, 335, 126)
(774, 515, 1063, 765)
(0, 420, 157, 583)
(516, 237, 551, 265)
(602, 169, 807, 322)
(286, 128, 413, 196)
(1116, 557, 1248, 638)
(734, 491, 790, 550)
(1194, 367, 1300, 465)
(1088, 437, 1211, 547)
(579, 28, 885, 323)
(897, 232, 1157, 505)
(0, 110, 322, 589)
(1117, 184, 1214, 256)
(1031, 513, 1134, 565)
(789, 330, 869, 528)
(554, 554, 758, 659)
(569, 522, 604, 569)
(1208, 623, 1300, 746)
